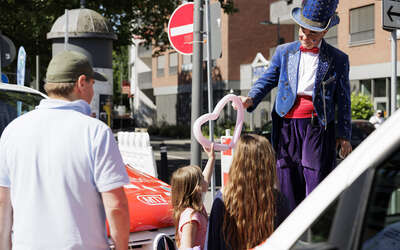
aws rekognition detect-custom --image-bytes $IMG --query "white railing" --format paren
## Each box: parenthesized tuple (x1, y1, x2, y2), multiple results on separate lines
(117, 131, 158, 178)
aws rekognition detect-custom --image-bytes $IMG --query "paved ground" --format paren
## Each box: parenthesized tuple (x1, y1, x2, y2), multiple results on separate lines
(150, 136, 222, 213)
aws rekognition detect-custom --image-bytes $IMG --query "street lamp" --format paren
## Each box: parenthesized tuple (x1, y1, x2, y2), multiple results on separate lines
(260, 17, 284, 45)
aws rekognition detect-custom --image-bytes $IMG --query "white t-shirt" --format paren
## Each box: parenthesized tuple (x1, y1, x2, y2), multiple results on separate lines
(369, 115, 385, 128)
(0, 99, 129, 250)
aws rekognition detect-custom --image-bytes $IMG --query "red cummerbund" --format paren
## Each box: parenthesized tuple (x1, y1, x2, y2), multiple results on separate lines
(284, 95, 316, 118)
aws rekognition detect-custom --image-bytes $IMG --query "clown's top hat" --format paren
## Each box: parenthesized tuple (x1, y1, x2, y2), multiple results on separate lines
(291, 0, 340, 32)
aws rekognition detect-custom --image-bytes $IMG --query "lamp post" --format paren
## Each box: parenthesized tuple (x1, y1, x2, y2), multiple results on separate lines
(260, 17, 284, 45)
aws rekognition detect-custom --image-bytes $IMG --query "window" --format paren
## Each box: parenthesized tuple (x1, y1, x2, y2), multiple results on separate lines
(360, 80, 372, 97)
(169, 52, 178, 75)
(350, 5, 374, 45)
(182, 55, 192, 72)
(359, 149, 400, 249)
(325, 25, 338, 47)
(374, 78, 386, 98)
(0, 90, 44, 137)
(157, 55, 165, 77)
(309, 199, 339, 243)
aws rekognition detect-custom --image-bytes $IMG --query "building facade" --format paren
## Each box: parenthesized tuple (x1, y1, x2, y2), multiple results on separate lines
(131, 0, 294, 128)
(270, 0, 400, 117)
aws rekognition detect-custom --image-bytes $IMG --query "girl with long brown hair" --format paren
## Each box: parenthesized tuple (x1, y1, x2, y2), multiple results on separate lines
(206, 134, 289, 249)
(171, 144, 215, 249)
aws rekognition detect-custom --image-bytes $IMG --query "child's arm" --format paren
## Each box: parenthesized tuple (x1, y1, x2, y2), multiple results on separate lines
(202, 143, 215, 192)
(180, 222, 198, 248)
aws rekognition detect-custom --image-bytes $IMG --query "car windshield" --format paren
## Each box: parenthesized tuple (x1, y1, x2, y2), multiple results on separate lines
(0, 90, 44, 136)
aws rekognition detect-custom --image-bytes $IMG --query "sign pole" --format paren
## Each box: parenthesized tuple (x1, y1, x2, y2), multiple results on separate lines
(383, 0, 400, 114)
(205, 0, 215, 199)
(391, 30, 397, 115)
(65, 9, 69, 50)
(190, 0, 203, 166)
(36, 55, 40, 90)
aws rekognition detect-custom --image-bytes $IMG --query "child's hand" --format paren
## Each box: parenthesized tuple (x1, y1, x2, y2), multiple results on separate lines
(203, 143, 215, 160)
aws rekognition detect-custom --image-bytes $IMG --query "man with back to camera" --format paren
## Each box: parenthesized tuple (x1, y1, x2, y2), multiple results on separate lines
(239, 0, 352, 212)
(0, 51, 130, 250)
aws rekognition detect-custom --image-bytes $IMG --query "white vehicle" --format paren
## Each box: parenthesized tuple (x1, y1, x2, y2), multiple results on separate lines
(255, 106, 400, 249)
(0, 83, 47, 136)
(0, 82, 175, 249)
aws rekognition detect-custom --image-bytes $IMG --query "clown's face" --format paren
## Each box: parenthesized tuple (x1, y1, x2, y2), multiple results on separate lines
(298, 26, 327, 49)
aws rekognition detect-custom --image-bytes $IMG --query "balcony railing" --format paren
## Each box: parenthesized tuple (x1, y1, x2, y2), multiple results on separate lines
(138, 71, 152, 89)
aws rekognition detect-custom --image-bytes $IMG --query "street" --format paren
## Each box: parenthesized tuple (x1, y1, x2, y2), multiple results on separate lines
(151, 136, 222, 186)
(151, 136, 222, 213)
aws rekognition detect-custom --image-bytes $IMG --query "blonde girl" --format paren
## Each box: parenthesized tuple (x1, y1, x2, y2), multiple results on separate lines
(171, 144, 215, 249)
(206, 134, 289, 249)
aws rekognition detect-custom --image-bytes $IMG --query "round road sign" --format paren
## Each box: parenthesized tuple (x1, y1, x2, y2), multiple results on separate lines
(168, 2, 194, 55)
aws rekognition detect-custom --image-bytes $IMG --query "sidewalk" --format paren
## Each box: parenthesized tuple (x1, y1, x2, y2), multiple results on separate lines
(150, 135, 192, 145)
(150, 136, 221, 213)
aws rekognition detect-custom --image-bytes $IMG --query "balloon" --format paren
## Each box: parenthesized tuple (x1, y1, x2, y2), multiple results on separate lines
(193, 94, 244, 151)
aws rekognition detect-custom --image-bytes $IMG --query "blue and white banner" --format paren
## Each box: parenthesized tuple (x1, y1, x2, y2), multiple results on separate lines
(17, 46, 26, 86)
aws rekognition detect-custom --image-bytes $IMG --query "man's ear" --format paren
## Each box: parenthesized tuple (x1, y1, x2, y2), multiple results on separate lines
(76, 75, 87, 91)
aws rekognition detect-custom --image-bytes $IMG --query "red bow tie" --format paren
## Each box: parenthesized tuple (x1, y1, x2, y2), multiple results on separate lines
(300, 46, 319, 54)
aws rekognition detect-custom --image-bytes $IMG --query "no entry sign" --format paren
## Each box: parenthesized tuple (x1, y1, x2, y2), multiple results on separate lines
(168, 2, 194, 55)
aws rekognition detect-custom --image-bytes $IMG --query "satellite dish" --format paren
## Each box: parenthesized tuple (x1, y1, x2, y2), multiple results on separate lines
(1, 34, 16, 67)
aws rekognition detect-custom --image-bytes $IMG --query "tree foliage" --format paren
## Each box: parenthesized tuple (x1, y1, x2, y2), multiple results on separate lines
(112, 45, 129, 107)
(0, 0, 237, 87)
(351, 93, 374, 120)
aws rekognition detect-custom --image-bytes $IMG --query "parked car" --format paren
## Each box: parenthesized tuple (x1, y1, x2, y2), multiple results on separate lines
(254, 108, 400, 249)
(0, 82, 174, 249)
(348, 119, 375, 149)
(0, 82, 47, 136)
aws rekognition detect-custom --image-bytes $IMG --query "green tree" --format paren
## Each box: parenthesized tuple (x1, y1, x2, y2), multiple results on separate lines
(351, 93, 374, 120)
(112, 45, 129, 107)
(0, 0, 237, 88)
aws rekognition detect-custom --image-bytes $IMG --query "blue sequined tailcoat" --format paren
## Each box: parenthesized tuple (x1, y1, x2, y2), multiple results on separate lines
(248, 39, 351, 141)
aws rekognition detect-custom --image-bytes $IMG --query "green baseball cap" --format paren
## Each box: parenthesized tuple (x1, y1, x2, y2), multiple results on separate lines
(46, 50, 107, 83)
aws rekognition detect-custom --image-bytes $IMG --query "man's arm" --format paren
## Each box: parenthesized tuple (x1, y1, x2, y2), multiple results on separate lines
(335, 55, 352, 158)
(246, 45, 283, 112)
(0, 187, 12, 250)
(102, 187, 130, 250)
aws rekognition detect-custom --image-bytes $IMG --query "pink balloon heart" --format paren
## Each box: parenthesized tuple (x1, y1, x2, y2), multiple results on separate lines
(193, 94, 244, 151)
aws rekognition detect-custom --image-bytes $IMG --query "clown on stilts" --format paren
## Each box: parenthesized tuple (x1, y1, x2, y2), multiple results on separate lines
(240, 0, 352, 213)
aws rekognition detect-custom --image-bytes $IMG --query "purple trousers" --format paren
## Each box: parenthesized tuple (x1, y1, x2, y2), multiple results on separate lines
(276, 118, 336, 212)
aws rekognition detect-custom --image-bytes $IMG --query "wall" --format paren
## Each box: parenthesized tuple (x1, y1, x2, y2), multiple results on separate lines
(337, 0, 400, 67)
(226, 0, 294, 82)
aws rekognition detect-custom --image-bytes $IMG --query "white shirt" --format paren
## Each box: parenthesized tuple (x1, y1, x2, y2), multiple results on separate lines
(369, 115, 385, 128)
(297, 43, 321, 96)
(0, 99, 129, 250)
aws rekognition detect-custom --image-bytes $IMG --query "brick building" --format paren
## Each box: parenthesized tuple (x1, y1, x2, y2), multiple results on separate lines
(270, 0, 400, 117)
(130, 0, 294, 128)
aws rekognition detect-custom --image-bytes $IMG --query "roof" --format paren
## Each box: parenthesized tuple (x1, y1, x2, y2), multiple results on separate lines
(47, 8, 117, 40)
(0, 83, 47, 98)
(251, 52, 269, 68)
